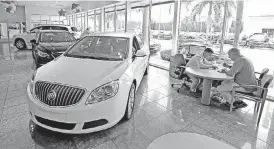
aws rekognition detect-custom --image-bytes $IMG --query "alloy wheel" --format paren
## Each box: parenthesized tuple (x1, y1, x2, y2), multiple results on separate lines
(16, 39, 25, 49)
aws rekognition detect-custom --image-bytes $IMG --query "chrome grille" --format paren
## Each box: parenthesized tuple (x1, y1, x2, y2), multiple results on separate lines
(35, 81, 85, 106)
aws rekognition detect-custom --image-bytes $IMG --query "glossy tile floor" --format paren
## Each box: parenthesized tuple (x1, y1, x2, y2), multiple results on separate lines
(1, 46, 274, 149)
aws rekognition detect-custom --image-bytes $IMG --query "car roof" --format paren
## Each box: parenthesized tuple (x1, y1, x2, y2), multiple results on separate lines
(181, 42, 206, 46)
(88, 32, 136, 38)
(36, 25, 75, 28)
(37, 30, 70, 33)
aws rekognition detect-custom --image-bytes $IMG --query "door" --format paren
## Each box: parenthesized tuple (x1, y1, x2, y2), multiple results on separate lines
(132, 36, 148, 87)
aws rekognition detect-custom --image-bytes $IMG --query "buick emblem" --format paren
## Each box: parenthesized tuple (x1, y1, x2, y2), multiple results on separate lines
(47, 90, 57, 101)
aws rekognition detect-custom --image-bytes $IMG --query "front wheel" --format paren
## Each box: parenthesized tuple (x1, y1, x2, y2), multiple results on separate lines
(15, 39, 26, 50)
(124, 83, 136, 120)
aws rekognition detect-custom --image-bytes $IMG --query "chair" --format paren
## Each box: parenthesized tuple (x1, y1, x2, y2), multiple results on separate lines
(171, 54, 190, 88)
(230, 74, 274, 125)
(255, 68, 269, 86)
(254, 68, 269, 111)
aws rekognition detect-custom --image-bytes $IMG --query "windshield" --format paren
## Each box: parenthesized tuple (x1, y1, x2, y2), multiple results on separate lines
(65, 36, 129, 61)
(40, 32, 76, 42)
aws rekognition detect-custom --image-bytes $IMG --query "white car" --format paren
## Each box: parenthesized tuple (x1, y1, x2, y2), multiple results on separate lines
(27, 32, 150, 134)
(12, 25, 81, 50)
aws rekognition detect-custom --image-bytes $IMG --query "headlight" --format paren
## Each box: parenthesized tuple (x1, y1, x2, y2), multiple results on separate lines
(86, 80, 119, 105)
(29, 71, 37, 95)
(37, 47, 49, 57)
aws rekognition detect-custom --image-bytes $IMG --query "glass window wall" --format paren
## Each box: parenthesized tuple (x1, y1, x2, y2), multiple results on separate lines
(149, 2, 174, 69)
(95, 10, 101, 32)
(87, 11, 95, 32)
(105, 7, 115, 32)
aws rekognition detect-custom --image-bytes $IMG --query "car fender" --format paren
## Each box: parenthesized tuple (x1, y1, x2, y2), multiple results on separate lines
(119, 67, 136, 112)
(13, 35, 28, 45)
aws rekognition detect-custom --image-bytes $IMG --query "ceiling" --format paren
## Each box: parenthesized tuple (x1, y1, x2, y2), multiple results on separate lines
(14, 1, 120, 9)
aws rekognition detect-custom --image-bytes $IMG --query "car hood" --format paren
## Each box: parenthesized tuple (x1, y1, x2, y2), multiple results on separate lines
(13, 33, 28, 37)
(35, 56, 128, 91)
(40, 42, 74, 52)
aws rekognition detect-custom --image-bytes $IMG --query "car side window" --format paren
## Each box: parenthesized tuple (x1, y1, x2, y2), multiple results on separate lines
(30, 27, 38, 33)
(132, 38, 138, 57)
(133, 37, 140, 50)
(41, 26, 51, 30)
(136, 36, 144, 49)
(51, 26, 69, 31)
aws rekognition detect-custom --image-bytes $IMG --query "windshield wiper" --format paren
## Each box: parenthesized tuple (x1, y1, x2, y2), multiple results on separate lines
(96, 57, 121, 61)
(66, 54, 92, 59)
(65, 54, 121, 61)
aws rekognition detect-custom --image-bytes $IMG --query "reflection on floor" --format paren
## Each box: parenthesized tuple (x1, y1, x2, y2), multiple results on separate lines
(1, 46, 274, 149)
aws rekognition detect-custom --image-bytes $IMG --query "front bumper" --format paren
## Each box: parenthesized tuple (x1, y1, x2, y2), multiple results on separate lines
(27, 84, 127, 134)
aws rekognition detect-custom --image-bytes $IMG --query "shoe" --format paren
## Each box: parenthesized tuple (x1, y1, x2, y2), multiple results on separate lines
(189, 91, 201, 98)
(211, 96, 222, 103)
(225, 101, 248, 110)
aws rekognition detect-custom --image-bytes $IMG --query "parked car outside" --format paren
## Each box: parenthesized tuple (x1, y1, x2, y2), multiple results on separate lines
(153, 31, 172, 40)
(160, 42, 207, 61)
(178, 35, 211, 47)
(149, 40, 161, 54)
(136, 35, 160, 55)
(247, 33, 269, 48)
(31, 30, 77, 69)
(27, 32, 150, 134)
(12, 25, 81, 50)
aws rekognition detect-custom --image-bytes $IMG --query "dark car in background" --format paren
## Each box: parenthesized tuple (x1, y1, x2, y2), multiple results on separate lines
(31, 30, 77, 68)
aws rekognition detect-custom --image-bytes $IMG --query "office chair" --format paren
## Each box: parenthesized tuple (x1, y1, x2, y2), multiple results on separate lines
(171, 54, 191, 90)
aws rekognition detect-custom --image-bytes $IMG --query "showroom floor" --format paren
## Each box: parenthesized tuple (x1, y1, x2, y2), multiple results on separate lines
(1, 49, 274, 149)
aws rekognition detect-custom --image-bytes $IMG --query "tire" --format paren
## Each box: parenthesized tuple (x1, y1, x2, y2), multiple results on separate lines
(124, 83, 136, 120)
(15, 38, 26, 50)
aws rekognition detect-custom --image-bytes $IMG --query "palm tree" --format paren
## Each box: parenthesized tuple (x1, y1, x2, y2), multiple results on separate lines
(191, 0, 236, 37)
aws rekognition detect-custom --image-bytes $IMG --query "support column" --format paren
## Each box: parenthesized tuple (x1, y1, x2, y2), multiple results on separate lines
(233, 0, 244, 48)
(114, 5, 117, 32)
(219, 1, 228, 57)
(125, 1, 131, 32)
(169, 0, 181, 78)
(171, 1, 181, 56)
(94, 10, 96, 32)
(142, 1, 151, 47)
(148, 0, 152, 45)
(100, 8, 105, 32)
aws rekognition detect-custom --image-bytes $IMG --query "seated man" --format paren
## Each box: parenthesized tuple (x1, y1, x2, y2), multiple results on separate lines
(212, 48, 257, 108)
(186, 48, 216, 93)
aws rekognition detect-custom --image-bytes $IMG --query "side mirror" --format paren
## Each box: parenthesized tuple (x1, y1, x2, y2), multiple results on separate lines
(30, 39, 37, 45)
(134, 50, 147, 58)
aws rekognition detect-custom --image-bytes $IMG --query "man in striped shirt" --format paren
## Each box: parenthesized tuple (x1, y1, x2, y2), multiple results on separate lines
(186, 48, 217, 93)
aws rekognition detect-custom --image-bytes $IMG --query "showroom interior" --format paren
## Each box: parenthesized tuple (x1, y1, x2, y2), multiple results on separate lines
(1, 0, 274, 149)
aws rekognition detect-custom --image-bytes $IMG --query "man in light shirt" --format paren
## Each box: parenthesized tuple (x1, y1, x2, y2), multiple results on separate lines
(80, 27, 91, 39)
(186, 48, 217, 93)
(212, 48, 257, 108)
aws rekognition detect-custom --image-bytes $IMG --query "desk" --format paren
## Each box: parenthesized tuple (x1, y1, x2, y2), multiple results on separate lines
(185, 67, 233, 105)
(146, 132, 237, 149)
